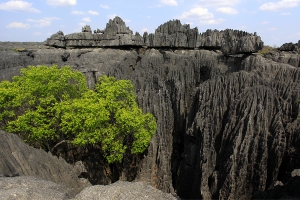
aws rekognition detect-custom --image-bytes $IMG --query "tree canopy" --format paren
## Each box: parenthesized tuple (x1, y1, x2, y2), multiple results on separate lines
(0, 65, 156, 163)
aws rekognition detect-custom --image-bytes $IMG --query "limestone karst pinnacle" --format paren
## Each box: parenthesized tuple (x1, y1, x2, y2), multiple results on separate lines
(45, 16, 263, 55)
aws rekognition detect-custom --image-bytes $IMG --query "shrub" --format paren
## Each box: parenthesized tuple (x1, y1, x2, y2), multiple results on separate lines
(0, 65, 156, 163)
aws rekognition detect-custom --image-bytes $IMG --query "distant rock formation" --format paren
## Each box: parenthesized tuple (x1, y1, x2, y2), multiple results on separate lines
(44, 17, 263, 55)
(279, 42, 299, 52)
(45, 30, 65, 48)
(82, 25, 92, 33)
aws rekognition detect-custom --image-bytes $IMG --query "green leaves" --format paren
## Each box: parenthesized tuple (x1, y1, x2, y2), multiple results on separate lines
(0, 65, 157, 164)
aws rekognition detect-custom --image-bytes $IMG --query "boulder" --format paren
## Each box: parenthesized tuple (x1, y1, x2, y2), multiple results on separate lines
(0, 130, 91, 194)
(0, 176, 74, 199)
(74, 181, 179, 200)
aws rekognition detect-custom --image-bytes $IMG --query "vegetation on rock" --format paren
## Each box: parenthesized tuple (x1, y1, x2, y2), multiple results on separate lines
(0, 65, 156, 163)
(258, 45, 278, 54)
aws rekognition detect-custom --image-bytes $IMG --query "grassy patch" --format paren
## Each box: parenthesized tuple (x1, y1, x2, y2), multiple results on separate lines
(259, 45, 277, 55)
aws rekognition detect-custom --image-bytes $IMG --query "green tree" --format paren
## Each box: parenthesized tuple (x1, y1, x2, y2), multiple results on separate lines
(0, 65, 88, 143)
(0, 65, 156, 163)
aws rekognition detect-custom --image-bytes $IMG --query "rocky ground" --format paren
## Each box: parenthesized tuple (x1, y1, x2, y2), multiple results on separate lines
(0, 42, 47, 52)
(0, 17, 300, 199)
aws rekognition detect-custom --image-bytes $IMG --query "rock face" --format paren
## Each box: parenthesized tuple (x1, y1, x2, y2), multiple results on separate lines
(263, 50, 300, 68)
(1, 18, 300, 199)
(279, 42, 299, 52)
(197, 29, 264, 55)
(0, 130, 91, 194)
(45, 30, 66, 48)
(44, 17, 263, 55)
(0, 131, 179, 200)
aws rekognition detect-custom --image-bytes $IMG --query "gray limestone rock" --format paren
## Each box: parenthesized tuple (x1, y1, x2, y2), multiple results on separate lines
(291, 169, 300, 177)
(82, 25, 92, 33)
(0, 130, 91, 194)
(263, 50, 300, 68)
(44, 17, 263, 54)
(61, 52, 70, 62)
(44, 31, 66, 48)
(146, 20, 198, 48)
(0, 42, 300, 200)
(279, 42, 299, 52)
(197, 29, 263, 55)
(74, 181, 179, 200)
(0, 176, 73, 200)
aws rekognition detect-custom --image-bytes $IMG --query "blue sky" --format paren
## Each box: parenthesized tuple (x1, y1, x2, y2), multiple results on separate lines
(0, 0, 299, 46)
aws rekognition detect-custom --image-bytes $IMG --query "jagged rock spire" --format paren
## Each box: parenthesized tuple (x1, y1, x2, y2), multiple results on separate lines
(44, 16, 264, 54)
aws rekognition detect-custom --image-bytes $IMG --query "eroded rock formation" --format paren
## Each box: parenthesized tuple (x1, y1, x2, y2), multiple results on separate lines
(44, 17, 263, 55)
(1, 17, 300, 199)
(0, 130, 91, 194)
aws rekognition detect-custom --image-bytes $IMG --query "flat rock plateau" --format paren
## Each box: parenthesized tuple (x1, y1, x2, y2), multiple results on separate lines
(1, 17, 300, 199)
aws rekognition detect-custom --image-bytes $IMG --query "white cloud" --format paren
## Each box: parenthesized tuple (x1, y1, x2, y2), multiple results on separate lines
(82, 17, 91, 22)
(179, 6, 224, 25)
(124, 19, 131, 23)
(6, 22, 30, 28)
(259, 0, 300, 11)
(146, 16, 151, 18)
(281, 12, 291, 15)
(71, 10, 84, 15)
(27, 17, 60, 27)
(159, 0, 178, 6)
(142, 28, 148, 32)
(100, 4, 109, 9)
(260, 21, 269, 24)
(107, 14, 117, 19)
(179, 6, 214, 20)
(297, 32, 300, 36)
(46, 0, 76, 7)
(88, 10, 99, 15)
(216, 7, 238, 14)
(0, 0, 40, 13)
(198, 0, 239, 7)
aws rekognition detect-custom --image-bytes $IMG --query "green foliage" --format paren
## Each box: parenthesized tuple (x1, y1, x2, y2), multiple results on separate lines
(0, 65, 156, 163)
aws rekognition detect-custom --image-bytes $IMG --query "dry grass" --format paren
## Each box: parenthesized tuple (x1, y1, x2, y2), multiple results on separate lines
(258, 45, 277, 55)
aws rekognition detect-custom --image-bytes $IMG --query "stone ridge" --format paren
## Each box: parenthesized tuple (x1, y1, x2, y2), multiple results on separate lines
(44, 16, 263, 55)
